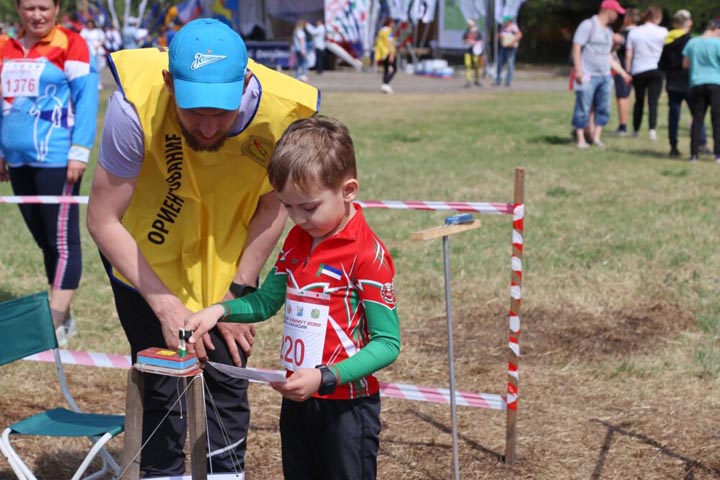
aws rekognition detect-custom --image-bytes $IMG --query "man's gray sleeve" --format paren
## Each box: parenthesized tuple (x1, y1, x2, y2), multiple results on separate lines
(572, 19, 591, 47)
(98, 91, 145, 179)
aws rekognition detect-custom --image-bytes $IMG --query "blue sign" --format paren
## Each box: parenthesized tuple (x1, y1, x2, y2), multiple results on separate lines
(246, 41, 290, 69)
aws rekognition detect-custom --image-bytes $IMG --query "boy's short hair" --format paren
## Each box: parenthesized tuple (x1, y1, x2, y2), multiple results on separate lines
(268, 115, 357, 194)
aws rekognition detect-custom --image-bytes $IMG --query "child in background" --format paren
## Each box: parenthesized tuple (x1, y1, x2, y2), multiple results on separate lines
(184, 115, 401, 480)
(462, 19, 484, 88)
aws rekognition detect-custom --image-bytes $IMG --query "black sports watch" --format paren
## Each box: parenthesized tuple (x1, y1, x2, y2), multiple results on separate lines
(229, 282, 257, 298)
(316, 365, 338, 396)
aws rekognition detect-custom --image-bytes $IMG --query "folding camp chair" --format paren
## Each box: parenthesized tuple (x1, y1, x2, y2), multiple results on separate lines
(0, 292, 124, 480)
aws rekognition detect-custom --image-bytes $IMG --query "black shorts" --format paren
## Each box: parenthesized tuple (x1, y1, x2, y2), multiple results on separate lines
(280, 394, 381, 480)
(614, 73, 632, 98)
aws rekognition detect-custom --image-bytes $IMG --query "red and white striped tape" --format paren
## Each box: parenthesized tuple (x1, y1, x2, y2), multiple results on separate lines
(0, 195, 88, 204)
(23, 349, 506, 411)
(506, 203, 524, 412)
(0, 196, 513, 215)
(355, 200, 513, 215)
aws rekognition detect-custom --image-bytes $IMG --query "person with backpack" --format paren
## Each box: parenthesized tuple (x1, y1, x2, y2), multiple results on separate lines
(659, 9, 708, 158)
(571, 0, 632, 149)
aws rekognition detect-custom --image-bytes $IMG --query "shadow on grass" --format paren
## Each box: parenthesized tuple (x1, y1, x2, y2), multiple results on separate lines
(590, 418, 720, 480)
(529, 135, 573, 146)
(407, 409, 503, 462)
(0, 450, 106, 480)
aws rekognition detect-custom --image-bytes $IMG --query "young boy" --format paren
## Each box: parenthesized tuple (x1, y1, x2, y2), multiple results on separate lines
(184, 115, 401, 479)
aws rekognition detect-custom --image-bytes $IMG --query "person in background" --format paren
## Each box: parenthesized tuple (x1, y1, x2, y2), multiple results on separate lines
(0, 26, 8, 49)
(612, 7, 639, 136)
(103, 23, 122, 55)
(292, 19, 309, 82)
(87, 18, 318, 476)
(625, 6, 668, 141)
(571, 0, 632, 149)
(121, 16, 139, 49)
(306, 19, 326, 75)
(682, 19, 720, 163)
(495, 15, 522, 87)
(659, 9, 708, 158)
(184, 115, 400, 480)
(80, 19, 106, 89)
(0, 0, 98, 347)
(462, 18, 484, 88)
(374, 17, 397, 94)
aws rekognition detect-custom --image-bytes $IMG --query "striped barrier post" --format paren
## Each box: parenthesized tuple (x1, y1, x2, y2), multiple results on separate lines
(505, 168, 525, 464)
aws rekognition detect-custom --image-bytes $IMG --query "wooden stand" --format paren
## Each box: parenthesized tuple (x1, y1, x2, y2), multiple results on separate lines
(121, 368, 207, 479)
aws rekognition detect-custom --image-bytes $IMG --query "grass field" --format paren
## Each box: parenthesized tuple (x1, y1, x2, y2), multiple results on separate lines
(1, 78, 719, 479)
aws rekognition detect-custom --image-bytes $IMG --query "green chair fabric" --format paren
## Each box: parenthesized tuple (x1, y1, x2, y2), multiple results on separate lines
(0, 292, 57, 366)
(0, 292, 124, 479)
(10, 408, 124, 437)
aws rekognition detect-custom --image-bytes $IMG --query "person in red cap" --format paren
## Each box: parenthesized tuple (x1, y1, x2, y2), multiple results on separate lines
(571, 0, 632, 148)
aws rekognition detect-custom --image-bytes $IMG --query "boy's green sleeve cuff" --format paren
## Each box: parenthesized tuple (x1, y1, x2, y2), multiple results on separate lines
(216, 302, 230, 321)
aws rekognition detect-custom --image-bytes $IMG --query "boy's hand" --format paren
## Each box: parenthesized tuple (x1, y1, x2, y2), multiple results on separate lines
(270, 368, 322, 402)
(184, 304, 226, 345)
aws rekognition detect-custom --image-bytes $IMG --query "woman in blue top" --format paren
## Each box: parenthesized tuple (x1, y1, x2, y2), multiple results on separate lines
(682, 19, 720, 163)
(0, 0, 98, 346)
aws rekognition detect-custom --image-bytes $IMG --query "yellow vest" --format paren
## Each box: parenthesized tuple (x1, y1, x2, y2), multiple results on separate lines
(110, 48, 319, 310)
(374, 26, 395, 61)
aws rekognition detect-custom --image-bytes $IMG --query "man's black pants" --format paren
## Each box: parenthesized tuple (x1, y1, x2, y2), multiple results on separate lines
(105, 265, 250, 477)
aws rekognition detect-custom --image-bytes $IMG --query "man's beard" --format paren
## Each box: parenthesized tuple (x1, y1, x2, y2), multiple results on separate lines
(180, 122, 229, 152)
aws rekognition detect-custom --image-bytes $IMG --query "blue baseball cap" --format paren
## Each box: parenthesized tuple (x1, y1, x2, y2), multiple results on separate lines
(169, 18, 248, 111)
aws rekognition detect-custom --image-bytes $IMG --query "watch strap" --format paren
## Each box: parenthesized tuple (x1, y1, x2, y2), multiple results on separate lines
(316, 365, 338, 396)
(229, 282, 257, 298)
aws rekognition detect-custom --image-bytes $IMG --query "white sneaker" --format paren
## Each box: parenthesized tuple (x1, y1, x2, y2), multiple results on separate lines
(55, 324, 69, 348)
(649, 129, 657, 141)
(64, 317, 77, 337)
(381, 83, 393, 94)
(55, 317, 77, 348)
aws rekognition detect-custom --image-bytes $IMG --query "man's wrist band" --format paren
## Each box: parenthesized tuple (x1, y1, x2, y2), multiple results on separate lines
(229, 282, 257, 298)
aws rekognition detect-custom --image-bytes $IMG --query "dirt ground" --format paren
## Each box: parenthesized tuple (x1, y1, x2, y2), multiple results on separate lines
(2, 69, 719, 479)
(1, 298, 718, 479)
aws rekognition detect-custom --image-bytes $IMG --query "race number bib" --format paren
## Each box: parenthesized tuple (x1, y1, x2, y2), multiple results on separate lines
(2, 60, 44, 97)
(280, 288, 330, 371)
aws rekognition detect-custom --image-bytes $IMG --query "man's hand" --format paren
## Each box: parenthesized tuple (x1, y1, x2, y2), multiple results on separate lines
(211, 323, 256, 366)
(575, 68, 584, 85)
(153, 295, 194, 351)
(270, 368, 321, 402)
(66, 160, 87, 184)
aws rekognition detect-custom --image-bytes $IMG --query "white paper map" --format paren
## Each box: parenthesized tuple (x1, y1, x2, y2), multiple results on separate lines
(208, 361, 287, 384)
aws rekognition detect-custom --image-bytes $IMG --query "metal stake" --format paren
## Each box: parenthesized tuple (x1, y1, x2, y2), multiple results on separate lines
(443, 235, 461, 480)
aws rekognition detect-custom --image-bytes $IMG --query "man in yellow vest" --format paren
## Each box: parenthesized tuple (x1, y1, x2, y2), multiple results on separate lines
(87, 18, 319, 477)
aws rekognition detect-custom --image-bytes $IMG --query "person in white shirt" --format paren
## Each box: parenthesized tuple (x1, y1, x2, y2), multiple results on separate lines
(625, 6, 668, 140)
(306, 19, 327, 74)
(80, 20, 106, 89)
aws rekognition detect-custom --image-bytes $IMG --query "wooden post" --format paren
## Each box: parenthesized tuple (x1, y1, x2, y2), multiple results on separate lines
(122, 368, 206, 479)
(187, 374, 207, 480)
(504, 167, 525, 463)
(121, 368, 144, 479)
